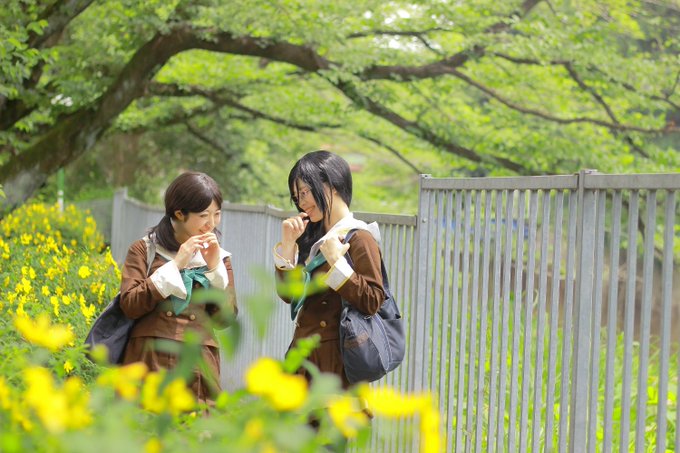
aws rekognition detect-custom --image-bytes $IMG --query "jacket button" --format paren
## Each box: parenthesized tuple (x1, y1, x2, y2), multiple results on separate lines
(320, 320, 327, 327)
(189, 314, 196, 321)
(165, 311, 173, 317)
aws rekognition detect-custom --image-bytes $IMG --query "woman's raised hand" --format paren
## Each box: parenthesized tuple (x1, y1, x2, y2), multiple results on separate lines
(174, 232, 220, 270)
(279, 213, 309, 261)
(282, 213, 309, 246)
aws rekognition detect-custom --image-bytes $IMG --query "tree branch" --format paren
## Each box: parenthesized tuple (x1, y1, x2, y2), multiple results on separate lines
(563, 62, 650, 157)
(330, 78, 532, 174)
(449, 68, 676, 133)
(184, 122, 268, 188)
(356, 132, 423, 174)
(30, 0, 95, 49)
(493, 52, 680, 111)
(147, 82, 342, 131)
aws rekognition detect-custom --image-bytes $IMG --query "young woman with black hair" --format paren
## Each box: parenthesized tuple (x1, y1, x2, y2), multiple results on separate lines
(274, 150, 385, 389)
(119, 171, 237, 404)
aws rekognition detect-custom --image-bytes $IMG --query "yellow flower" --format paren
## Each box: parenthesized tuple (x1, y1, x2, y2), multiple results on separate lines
(328, 395, 369, 438)
(141, 371, 195, 415)
(23, 367, 91, 433)
(0, 377, 11, 410)
(62, 294, 72, 305)
(50, 296, 60, 317)
(245, 358, 308, 411)
(41, 285, 50, 296)
(244, 418, 264, 441)
(97, 363, 148, 400)
(78, 265, 91, 279)
(14, 314, 74, 351)
(245, 358, 281, 395)
(63, 361, 74, 374)
(358, 385, 428, 418)
(145, 438, 163, 453)
(81, 303, 96, 323)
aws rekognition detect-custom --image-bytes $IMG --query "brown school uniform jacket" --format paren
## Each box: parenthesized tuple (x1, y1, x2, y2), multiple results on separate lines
(276, 229, 385, 386)
(120, 239, 237, 348)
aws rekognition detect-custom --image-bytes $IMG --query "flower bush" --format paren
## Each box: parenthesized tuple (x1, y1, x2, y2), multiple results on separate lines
(0, 203, 442, 452)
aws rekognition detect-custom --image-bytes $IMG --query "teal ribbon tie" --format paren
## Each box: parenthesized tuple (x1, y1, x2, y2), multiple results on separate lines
(170, 266, 210, 315)
(289, 253, 327, 321)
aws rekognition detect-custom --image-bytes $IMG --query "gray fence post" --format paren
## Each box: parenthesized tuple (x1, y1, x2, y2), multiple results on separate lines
(111, 188, 127, 263)
(569, 169, 598, 452)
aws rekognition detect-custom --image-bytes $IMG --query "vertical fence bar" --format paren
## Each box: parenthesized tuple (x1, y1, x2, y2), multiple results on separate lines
(413, 177, 432, 394)
(487, 190, 504, 452)
(495, 189, 515, 453)
(508, 190, 527, 453)
(446, 191, 464, 452)
(656, 191, 676, 453)
(474, 191, 492, 453)
(569, 172, 597, 453)
(455, 191, 473, 452)
(430, 192, 444, 395)
(520, 190, 539, 452)
(586, 190, 607, 453)
(531, 190, 551, 452)
(545, 191, 565, 452)
(635, 191, 657, 452)
(465, 191, 483, 452)
(603, 191, 622, 453)
(438, 191, 453, 449)
(558, 191, 578, 453)
(620, 190, 640, 452)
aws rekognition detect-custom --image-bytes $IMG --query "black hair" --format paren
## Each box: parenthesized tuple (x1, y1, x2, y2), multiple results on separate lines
(149, 171, 223, 251)
(288, 150, 352, 262)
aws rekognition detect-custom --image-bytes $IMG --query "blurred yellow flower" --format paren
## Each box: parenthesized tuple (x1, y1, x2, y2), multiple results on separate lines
(245, 358, 307, 411)
(41, 285, 50, 296)
(63, 360, 74, 374)
(14, 314, 74, 351)
(145, 438, 163, 453)
(244, 418, 264, 441)
(358, 385, 428, 417)
(141, 371, 195, 415)
(98, 363, 148, 401)
(23, 367, 91, 433)
(268, 374, 307, 411)
(50, 295, 60, 317)
(0, 376, 10, 410)
(245, 358, 280, 395)
(358, 385, 442, 453)
(78, 265, 91, 279)
(328, 395, 369, 438)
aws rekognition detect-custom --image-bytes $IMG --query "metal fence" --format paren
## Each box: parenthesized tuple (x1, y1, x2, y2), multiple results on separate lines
(110, 171, 679, 452)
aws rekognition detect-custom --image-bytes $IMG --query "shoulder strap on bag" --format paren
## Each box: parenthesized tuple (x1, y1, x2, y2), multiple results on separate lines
(142, 235, 156, 276)
(341, 229, 395, 309)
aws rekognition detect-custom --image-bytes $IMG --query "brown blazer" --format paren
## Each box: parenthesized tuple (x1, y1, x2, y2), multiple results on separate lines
(120, 239, 237, 348)
(276, 229, 385, 387)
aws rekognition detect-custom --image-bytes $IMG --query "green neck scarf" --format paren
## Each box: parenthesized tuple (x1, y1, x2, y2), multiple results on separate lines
(289, 253, 328, 321)
(170, 266, 210, 315)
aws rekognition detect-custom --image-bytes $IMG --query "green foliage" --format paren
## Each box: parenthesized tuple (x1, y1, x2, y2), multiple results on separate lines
(1, 0, 679, 211)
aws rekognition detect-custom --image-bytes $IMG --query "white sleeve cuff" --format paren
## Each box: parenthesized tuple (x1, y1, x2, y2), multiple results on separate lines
(205, 262, 229, 289)
(325, 256, 354, 290)
(150, 260, 187, 299)
(273, 242, 298, 270)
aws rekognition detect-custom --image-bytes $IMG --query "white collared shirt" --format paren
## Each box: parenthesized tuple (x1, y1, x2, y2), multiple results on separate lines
(149, 240, 231, 300)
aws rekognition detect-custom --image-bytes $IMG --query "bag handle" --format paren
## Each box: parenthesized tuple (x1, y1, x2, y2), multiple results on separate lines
(341, 230, 396, 314)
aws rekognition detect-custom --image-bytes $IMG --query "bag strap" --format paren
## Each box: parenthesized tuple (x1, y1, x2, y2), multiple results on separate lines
(142, 235, 156, 277)
(341, 229, 396, 313)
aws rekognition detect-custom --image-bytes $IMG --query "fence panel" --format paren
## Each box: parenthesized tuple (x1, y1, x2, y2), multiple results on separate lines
(110, 172, 679, 452)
